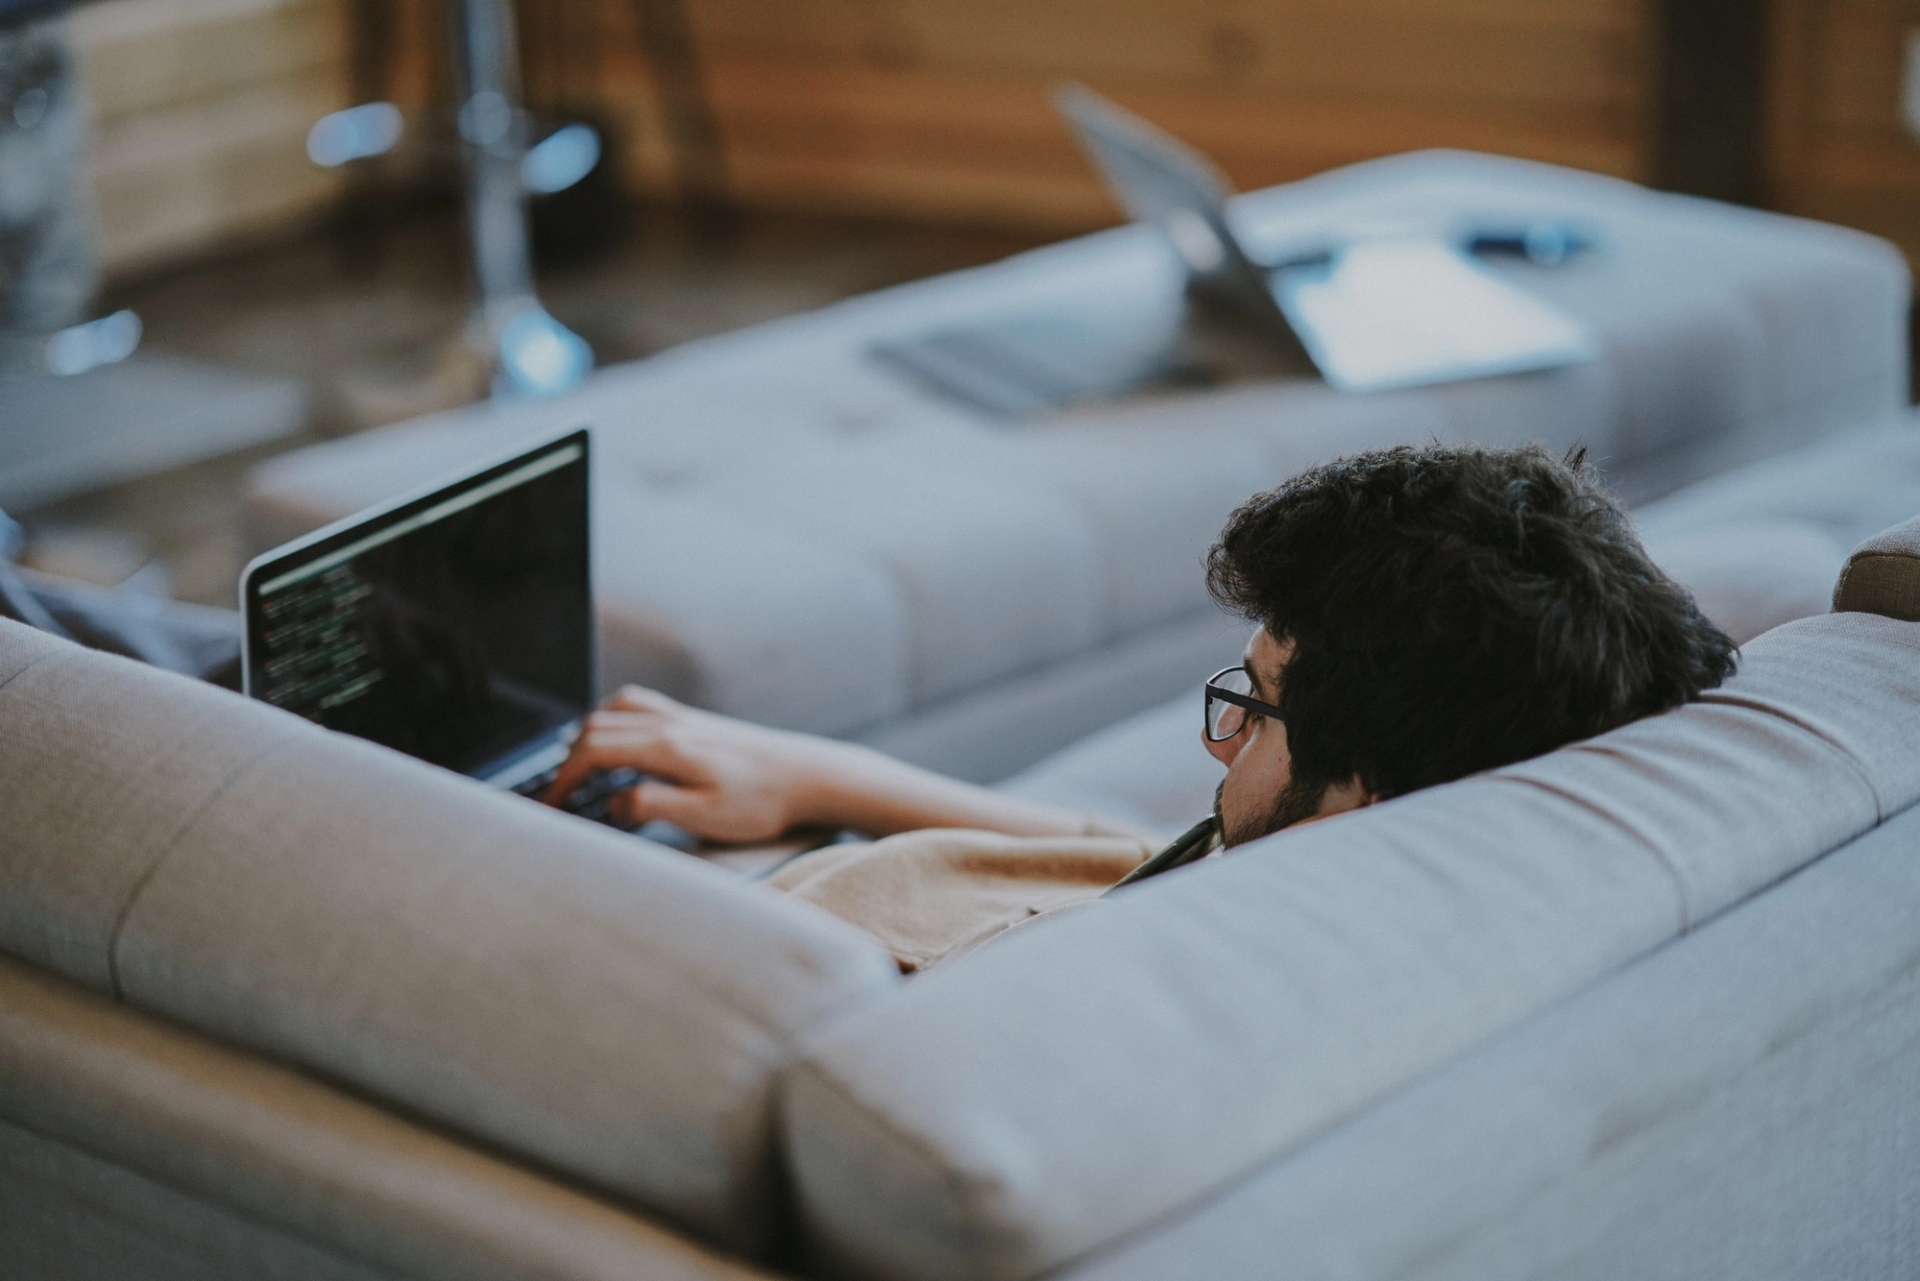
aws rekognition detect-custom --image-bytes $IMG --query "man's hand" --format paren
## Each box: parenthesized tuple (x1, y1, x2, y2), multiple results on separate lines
(545, 686, 1100, 843)
(543, 687, 831, 843)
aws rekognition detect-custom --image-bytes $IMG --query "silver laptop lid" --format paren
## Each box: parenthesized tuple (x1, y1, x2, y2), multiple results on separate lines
(1053, 82, 1293, 334)
(1055, 83, 1598, 395)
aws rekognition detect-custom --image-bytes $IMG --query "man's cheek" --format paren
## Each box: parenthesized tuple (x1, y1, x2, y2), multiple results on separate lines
(1242, 736, 1292, 797)
(1219, 758, 1269, 827)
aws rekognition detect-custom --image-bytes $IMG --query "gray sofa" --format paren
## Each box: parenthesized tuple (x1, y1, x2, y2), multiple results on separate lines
(241, 150, 1909, 784)
(5, 490, 1920, 1277)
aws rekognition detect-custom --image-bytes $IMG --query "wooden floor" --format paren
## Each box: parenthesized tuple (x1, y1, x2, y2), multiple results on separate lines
(13, 200, 1050, 608)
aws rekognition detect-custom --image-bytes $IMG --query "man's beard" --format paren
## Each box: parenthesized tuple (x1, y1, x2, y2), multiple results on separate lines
(1214, 773, 1331, 848)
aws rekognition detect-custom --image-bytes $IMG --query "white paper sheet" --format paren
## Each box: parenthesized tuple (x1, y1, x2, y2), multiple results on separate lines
(1276, 239, 1599, 393)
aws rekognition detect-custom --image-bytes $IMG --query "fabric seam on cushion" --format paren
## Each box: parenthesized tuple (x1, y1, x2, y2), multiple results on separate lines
(683, 881, 903, 1034)
(789, 1055, 1009, 1276)
(0, 645, 59, 694)
(0, 1113, 414, 1280)
(88, 738, 887, 1248)
(767, 950, 900, 1066)
(1695, 691, 1887, 821)
(1502, 774, 1691, 933)
(1024, 796, 1920, 1280)
(1037, 837, 1920, 1281)
(1832, 561, 1854, 609)
(104, 730, 305, 1002)
(1320, 846, 1920, 1279)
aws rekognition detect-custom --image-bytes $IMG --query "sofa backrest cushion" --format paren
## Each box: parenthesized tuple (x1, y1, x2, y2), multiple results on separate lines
(779, 611, 1920, 1281)
(1834, 511, 1920, 620)
(1054, 786, 1920, 1281)
(0, 620, 899, 1255)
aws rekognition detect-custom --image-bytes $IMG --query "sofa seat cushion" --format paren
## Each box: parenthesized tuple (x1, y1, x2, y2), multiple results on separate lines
(780, 612, 1920, 1281)
(995, 693, 1225, 840)
(1632, 412, 1920, 554)
(0, 620, 900, 1256)
(1636, 519, 1848, 645)
(243, 152, 1907, 776)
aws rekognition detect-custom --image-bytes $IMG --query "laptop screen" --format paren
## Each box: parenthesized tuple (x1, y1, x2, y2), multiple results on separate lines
(241, 429, 592, 777)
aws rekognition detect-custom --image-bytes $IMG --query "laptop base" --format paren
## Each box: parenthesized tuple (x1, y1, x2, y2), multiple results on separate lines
(870, 285, 1317, 420)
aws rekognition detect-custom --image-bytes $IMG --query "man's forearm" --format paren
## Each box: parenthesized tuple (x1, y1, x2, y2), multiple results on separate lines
(790, 739, 1096, 839)
(547, 687, 1104, 843)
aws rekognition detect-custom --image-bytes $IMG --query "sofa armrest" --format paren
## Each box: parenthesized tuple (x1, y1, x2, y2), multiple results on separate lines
(0, 953, 771, 1281)
(1834, 513, 1920, 621)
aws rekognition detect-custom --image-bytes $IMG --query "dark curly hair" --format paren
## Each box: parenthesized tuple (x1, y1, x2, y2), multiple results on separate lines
(1206, 443, 1737, 803)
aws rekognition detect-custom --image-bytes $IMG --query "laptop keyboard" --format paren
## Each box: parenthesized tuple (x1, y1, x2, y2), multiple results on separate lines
(512, 765, 642, 829)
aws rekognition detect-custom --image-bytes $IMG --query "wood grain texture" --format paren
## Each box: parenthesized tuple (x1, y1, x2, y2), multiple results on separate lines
(62, 0, 1662, 262)
(1766, 0, 1920, 262)
(667, 0, 1655, 228)
(78, 0, 1915, 270)
(90, 70, 349, 273)
(75, 0, 347, 123)
(492, 0, 1652, 227)
(73, 0, 352, 276)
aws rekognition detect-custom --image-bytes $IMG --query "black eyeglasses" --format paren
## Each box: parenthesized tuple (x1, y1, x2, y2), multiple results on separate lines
(1204, 665, 1285, 742)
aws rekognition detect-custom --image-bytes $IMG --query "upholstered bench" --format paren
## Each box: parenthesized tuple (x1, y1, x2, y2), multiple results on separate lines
(244, 150, 1908, 783)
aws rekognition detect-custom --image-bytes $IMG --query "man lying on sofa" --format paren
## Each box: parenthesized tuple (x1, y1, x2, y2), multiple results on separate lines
(546, 443, 1737, 970)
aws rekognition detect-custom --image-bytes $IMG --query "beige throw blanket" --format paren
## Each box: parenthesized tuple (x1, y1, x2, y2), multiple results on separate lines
(766, 824, 1160, 971)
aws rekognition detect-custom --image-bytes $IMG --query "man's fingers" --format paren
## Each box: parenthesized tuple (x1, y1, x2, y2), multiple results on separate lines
(607, 685, 679, 713)
(581, 707, 667, 736)
(542, 742, 614, 807)
(617, 777, 706, 828)
(542, 728, 699, 807)
(543, 735, 662, 806)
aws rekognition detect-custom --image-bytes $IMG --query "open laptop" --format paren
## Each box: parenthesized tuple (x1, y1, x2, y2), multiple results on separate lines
(239, 426, 631, 823)
(871, 84, 1597, 414)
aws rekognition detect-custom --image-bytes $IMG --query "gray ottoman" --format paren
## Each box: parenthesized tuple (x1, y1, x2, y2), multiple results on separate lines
(245, 151, 1908, 782)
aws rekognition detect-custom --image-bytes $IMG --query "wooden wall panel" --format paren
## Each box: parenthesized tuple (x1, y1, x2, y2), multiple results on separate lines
(73, 0, 353, 277)
(581, 7, 703, 199)
(89, 67, 348, 272)
(670, 0, 1656, 230)
(687, 0, 1635, 104)
(1767, 0, 1920, 263)
(65, 0, 1667, 265)
(371, 0, 451, 114)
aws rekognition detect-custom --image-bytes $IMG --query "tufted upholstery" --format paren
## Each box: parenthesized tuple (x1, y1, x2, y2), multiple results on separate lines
(244, 151, 1909, 782)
